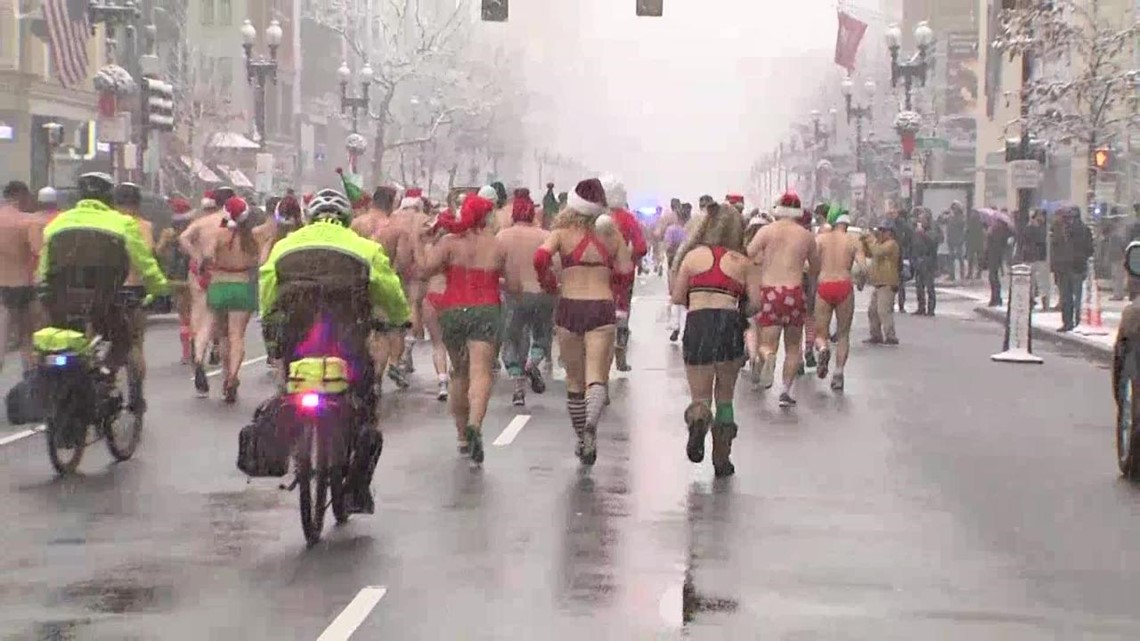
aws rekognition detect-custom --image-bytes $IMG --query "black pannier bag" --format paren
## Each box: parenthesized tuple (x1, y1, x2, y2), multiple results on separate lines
(236, 397, 290, 477)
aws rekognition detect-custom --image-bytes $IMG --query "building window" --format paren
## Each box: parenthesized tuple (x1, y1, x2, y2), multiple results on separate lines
(216, 57, 233, 90)
(200, 0, 213, 25)
(218, 0, 231, 25)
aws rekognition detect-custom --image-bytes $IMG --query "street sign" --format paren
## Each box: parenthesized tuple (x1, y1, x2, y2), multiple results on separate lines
(1009, 159, 1042, 189)
(852, 187, 865, 201)
(917, 137, 949, 151)
(255, 152, 274, 194)
(899, 163, 914, 178)
(97, 112, 130, 144)
(850, 172, 866, 189)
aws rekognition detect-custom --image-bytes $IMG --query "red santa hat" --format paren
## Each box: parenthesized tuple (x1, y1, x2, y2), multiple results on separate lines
(222, 196, 250, 228)
(512, 193, 536, 223)
(773, 191, 802, 220)
(169, 196, 192, 215)
(726, 194, 745, 205)
(456, 195, 495, 233)
(201, 190, 218, 210)
(302, 192, 315, 206)
(567, 178, 607, 218)
(400, 187, 424, 210)
(275, 194, 302, 222)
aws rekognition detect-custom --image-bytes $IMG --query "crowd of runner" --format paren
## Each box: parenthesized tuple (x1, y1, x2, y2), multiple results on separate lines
(0, 174, 890, 488)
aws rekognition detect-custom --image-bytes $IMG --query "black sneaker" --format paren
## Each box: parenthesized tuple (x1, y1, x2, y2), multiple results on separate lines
(778, 392, 796, 408)
(669, 329, 679, 342)
(578, 424, 597, 466)
(512, 389, 526, 407)
(208, 346, 221, 366)
(193, 363, 209, 397)
(884, 337, 900, 345)
(804, 351, 817, 369)
(387, 366, 410, 390)
(525, 363, 546, 394)
(466, 426, 484, 464)
(816, 347, 831, 380)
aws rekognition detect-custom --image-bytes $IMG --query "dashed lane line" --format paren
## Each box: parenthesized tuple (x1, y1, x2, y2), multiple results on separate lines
(492, 414, 531, 447)
(0, 354, 271, 449)
(317, 586, 387, 641)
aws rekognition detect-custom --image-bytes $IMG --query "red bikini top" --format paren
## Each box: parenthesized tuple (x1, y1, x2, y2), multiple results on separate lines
(688, 246, 745, 298)
(561, 233, 613, 268)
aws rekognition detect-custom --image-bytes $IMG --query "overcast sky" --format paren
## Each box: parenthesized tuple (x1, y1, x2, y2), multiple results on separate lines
(490, 0, 840, 205)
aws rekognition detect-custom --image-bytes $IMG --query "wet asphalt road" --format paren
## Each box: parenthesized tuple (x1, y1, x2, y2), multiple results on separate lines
(0, 279, 1131, 639)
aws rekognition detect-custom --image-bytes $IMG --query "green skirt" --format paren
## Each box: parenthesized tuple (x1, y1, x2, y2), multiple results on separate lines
(439, 305, 502, 352)
(207, 281, 257, 312)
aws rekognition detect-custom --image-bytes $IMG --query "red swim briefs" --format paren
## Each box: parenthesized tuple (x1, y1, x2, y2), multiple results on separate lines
(816, 280, 854, 307)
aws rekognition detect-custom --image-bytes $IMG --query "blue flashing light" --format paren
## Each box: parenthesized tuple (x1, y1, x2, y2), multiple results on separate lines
(50, 354, 68, 367)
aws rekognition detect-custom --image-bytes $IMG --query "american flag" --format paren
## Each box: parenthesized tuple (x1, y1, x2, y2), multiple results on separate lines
(43, 0, 91, 88)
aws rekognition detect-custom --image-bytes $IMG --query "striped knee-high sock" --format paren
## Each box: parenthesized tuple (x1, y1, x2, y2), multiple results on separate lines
(585, 382, 607, 428)
(567, 391, 586, 434)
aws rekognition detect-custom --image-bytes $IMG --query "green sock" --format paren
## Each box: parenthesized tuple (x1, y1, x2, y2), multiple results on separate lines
(715, 402, 734, 424)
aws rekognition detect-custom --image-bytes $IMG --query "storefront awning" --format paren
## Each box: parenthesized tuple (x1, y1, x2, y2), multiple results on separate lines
(215, 164, 254, 189)
(180, 156, 222, 183)
(208, 132, 260, 150)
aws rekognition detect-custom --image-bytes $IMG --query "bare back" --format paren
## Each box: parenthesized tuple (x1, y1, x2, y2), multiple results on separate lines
(675, 245, 752, 312)
(208, 227, 260, 283)
(180, 211, 226, 260)
(543, 225, 631, 301)
(497, 224, 550, 294)
(0, 206, 34, 287)
(747, 219, 818, 288)
(441, 228, 505, 274)
(350, 211, 379, 238)
(371, 217, 410, 276)
(816, 228, 861, 282)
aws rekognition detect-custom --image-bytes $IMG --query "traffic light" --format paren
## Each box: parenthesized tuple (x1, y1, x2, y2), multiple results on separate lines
(636, 0, 663, 16)
(481, 0, 507, 21)
(1094, 147, 1113, 171)
(143, 77, 175, 133)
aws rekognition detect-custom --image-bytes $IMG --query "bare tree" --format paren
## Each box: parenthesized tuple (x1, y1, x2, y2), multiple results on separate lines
(994, 0, 1140, 211)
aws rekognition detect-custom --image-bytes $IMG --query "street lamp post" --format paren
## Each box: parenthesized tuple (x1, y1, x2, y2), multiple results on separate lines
(886, 20, 933, 213)
(807, 108, 836, 205)
(240, 18, 282, 149)
(87, 0, 141, 61)
(338, 62, 373, 133)
(42, 122, 63, 186)
(841, 77, 875, 214)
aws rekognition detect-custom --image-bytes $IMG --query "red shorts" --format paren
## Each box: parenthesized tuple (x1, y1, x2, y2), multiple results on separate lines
(817, 280, 854, 307)
(755, 285, 806, 327)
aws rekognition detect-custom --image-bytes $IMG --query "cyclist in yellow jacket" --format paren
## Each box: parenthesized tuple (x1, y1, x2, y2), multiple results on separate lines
(37, 172, 169, 414)
(259, 188, 409, 514)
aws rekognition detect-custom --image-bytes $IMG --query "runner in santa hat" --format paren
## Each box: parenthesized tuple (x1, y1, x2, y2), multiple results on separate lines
(391, 187, 429, 382)
(726, 194, 745, 213)
(599, 175, 647, 373)
(179, 188, 232, 375)
(154, 195, 198, 362)
(534, 178, 635, 465)
(745, 191, 820, 408)
(418, 194, 504, 464)
(199, 195, 261, 403)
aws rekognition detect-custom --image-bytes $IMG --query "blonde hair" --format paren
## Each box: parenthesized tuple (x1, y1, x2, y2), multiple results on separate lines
(671, 203, 744, 281)
(554, 207, 596, 231)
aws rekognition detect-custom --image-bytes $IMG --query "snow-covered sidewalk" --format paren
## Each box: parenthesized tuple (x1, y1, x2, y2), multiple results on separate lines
(935, 282, 1121, 358)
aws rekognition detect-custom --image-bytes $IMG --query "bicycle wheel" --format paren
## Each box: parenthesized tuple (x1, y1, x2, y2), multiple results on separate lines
(104, 388, 142, 461)
(330, 462, 349, 525)
(297, 427, 329, 547)
(46, 414, 86, 476)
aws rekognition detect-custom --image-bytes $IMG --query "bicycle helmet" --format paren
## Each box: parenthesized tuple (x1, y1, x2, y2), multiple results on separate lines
(77, 172, 115, 205)
(306, 189, 352, 226)
(113, 182, 142, 207)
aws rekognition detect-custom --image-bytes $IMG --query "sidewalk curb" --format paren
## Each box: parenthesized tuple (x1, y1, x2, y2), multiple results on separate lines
(972, 305, 1113, 363)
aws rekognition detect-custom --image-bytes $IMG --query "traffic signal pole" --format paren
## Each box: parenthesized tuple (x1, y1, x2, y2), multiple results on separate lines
(1015, 44, 1033, 262)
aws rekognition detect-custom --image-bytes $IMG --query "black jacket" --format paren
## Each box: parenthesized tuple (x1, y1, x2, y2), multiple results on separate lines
(1023, 224, 1047, 263)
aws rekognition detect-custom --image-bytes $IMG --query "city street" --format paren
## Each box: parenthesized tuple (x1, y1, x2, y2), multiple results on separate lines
(0, 280, 1131, 640)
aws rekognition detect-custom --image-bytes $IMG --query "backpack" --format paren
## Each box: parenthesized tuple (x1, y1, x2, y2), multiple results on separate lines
(236, 397, 291, 477)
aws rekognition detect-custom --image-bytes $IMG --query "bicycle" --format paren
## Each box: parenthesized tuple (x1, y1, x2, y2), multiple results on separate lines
(33, 328, 143, 476)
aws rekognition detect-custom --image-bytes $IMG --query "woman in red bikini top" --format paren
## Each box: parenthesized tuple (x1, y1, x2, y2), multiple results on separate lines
(533, 178, 635, 466)
(419, 194, 506, 464)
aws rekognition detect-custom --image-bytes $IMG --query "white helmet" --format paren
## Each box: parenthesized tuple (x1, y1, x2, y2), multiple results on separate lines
(305, 189, 353, 226)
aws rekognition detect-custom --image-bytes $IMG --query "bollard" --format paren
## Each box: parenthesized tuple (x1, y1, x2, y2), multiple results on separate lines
(1073, 255, 1109, 336)
(992, 263, 1044, 364)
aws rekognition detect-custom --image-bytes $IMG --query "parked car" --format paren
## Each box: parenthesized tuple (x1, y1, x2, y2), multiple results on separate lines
(1113, 241, 1140, 477)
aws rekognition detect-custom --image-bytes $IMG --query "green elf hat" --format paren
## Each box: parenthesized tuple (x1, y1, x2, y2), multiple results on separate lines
(335, 166, 364, 205)
(827, 202, 848, 226)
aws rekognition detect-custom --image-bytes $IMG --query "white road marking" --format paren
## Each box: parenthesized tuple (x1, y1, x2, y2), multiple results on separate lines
(317, 586, 387, 641)
(203, 354, 269, 379)
(492, 414, 531, 447)
(658, 581, 685, 628)
(0, 424, 45, 446)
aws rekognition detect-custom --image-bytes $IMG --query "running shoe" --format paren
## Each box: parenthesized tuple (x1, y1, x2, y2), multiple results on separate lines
(684, 402, 712, 463)
(387, 365, 410, 389)
(578, 424, 597, 466)
(437, 381, 449, 401)
(222, 378, 238, 405)
(778, 392, 796, 408)
(816, 347, 831, 380)
(466, 426, 484, 464)
(400, 351, 415, 374)
(525, 362, 546, 394)
(512, 389, 526, 407)
(830, 373, 844, 392)
(749, 356, 762, 388)
(193, 363, 209, 397)
(669, 328, 679, 343)
(208, 346, 220, 366)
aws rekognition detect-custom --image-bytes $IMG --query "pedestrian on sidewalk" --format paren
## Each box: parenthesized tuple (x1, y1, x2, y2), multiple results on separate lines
(888, 209, 913, 313)
(1024, 209, 1050, 309)
(1109, 215, 1129, 301)
(913, 213, 939, 316)
(1051, 207, 1094, 332)
(966, 209, 985, 279)
(947, 202, 966, 281)
(983, 218, 1011, 307)
(862, 222, 900, 345)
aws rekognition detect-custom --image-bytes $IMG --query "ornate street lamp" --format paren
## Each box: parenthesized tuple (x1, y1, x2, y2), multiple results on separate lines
(240, 18, 282, 148)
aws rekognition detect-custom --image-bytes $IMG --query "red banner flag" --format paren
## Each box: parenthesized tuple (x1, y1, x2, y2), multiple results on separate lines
(834, 11, 868, 72)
